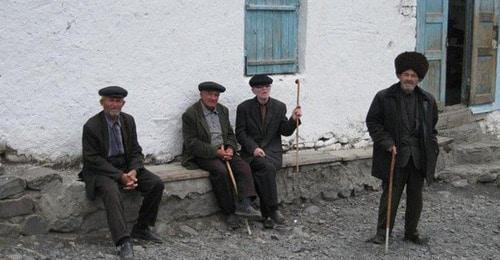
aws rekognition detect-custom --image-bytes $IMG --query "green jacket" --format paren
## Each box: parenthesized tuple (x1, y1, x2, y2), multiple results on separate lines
(181, 100, 238, 169)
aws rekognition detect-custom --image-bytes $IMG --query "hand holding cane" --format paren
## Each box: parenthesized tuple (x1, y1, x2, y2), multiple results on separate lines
(385, 147, 397, 254)
(221, 145, 252, 235)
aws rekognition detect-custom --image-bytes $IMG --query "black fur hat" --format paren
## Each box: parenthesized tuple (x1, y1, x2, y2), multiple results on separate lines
(395, 51, 429, 79)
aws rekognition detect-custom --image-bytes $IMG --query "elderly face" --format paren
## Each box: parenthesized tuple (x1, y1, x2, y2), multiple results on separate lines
(100, 96, 125, 118)
(200, 90, 220, 109)
(398, 69, 420, 94)
(251, 84, 271, 102)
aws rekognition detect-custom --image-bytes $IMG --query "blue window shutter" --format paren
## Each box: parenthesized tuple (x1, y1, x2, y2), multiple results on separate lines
(245, 0, 299, 75)
(416, 0, 449, 103)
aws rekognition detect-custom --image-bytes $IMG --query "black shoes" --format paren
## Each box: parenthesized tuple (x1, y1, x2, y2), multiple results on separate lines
(117, 240, 134, 260)
(263, 217, 275, 229)
(366, 233, 386, 244)
(404, 233, 429, 245)
(235, 200, 261, 220)
(270, 210, 285, 225)
(131, 225, 163, 244)
(225, 214, 241, 230)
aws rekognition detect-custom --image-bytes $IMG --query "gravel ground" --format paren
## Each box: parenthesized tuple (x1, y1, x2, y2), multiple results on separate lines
(1, 182, 499, 260)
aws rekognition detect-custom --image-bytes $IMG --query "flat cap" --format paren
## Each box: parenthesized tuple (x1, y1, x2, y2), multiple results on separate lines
(395, 51, 429, 79)
(249, 74, 273, 87)
(98, 86, 128, 98)
(198, 81, 226, 92)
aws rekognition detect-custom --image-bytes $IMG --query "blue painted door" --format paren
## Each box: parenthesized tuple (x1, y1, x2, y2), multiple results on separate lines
(245, 0, 299, 75)
(417, 0, 449, 104)
(469, 0, 498, 105)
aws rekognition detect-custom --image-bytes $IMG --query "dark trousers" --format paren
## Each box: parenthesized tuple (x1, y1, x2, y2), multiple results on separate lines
(195, 157, 256, 215)
(249, 157, 279, 217)
(95, 168, 164, 245)
(376, 159, 424, 236)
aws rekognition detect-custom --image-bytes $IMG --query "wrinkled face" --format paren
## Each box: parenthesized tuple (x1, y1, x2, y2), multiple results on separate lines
(398, 69, 420, 94)
(251, 84, 271, 101)
(100, 96, 125, 117)
(200, 90, 220, 109)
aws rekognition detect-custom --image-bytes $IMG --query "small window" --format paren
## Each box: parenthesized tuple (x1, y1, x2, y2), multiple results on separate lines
(244, 0, 299, 75)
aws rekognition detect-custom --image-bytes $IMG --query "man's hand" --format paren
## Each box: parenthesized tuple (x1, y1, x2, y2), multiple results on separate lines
(389, 145, 397, 155)
(121, 170, 138, 190)
(292, 106, 302, 121)
(253, 147, 266, 157)
(224, 147, 234, 161)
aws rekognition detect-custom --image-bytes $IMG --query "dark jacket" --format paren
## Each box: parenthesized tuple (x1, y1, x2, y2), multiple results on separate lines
(235, 97, 297, 167)
(181, 100, 238, 169)
(366, 83, 439, 183)
(79, 111, 144, 200)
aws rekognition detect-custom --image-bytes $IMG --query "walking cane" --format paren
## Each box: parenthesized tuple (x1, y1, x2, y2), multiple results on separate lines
(294, 79, 301, 175)
(222, 146, 252, 235)
(385, 148, 397, 254)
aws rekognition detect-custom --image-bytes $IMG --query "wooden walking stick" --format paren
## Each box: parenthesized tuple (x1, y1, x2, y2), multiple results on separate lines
(385, 148, 397, 254)
(294, 79, 300, 174)
(222, 145, 252, 235)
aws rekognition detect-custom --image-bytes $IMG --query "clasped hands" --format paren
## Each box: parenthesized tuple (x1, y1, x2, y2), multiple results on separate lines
(217, 146, 234, 161)
(120, 169, 138, 190)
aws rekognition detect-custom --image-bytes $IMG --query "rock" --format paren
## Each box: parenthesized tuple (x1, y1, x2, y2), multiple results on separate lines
(5, 153, 30, 163)
(339, 137, 349, 144)
(292, 226, 310, 238)
(323, 138, 337, 146)
(22, 215, 49, 235)
(0, 223, 20, 237)
(0, 141, 6, 155)
(304, 205, 320, 215)
(321, 190, 338, 201)
(105, 254, 118, 260)
(478, 173, 497, 183)
(437, 191, 451, 199)
(0, 196, 34, 218)
(270, 234, 279, 240)
(451, 179, 469, 188)
(133, 245, 145, 254)
(0, 163, 5, 175)
(19, 167, 63, 191)
(6, 254, 22, 260)
(338, 189, 352, 198)
(353, 140, 370, 149)
(179, 225, 199, 236)
(0, 176, 26, 199)
(315, 140, 325, 148)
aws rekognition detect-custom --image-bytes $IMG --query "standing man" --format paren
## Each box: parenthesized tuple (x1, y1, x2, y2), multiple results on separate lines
(366, 52, 439, 245)
(236, 74, 302, 229)
(181, 81, 260, 229)
(80, 86, 165, 259)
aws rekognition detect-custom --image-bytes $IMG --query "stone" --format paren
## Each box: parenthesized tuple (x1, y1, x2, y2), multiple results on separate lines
(179, 225, 199, 236)
(0, 223, 20, 237)
(0, 141, 6, 154)
(323, 138, 337, 146)
(19, 167, 63, 191)
(304, 205, 320, 215)
(478, 173, 497, 183)
(6, 255, 22, 260)
(339, 137, 349, 144)
(321, 190, 338, 201)
(5, 153, 30, 163)
(353, 140, 370, 149)
(0, 176, 26, 199)
(437, 191, 451, 199)
(22, 215, 49, 235)
(292, 226, 310, 238)
(451, 179, 469, 188)
(0, 196, 34, 218)
(133, 245, 146, 254)
(338, 189, 352, 198)
(0, 163, 5, 175)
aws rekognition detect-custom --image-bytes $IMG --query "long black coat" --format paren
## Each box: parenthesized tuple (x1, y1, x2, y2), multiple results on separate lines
(236, 97, 297, 167)
(79, 111, 144, 200)
(366, 83, 439, 183)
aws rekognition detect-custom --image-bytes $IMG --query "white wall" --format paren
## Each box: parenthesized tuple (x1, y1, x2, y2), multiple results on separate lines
(0, 0, 417, 163)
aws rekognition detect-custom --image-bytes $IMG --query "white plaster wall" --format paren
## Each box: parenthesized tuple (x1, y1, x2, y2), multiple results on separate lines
(0, 0, 417, 162)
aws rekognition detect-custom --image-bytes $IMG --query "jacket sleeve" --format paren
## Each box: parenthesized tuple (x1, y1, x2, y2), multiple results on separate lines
(279, 105, 299, 137)
(366, 93, 394, 151)
(182, 110, 218, 159)
(126, 116, 144, 171)
(82, 124, 122, 180)
(235, 104, 259, 154)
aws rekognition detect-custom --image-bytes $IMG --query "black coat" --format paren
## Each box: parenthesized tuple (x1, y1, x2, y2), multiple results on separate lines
(236, 97, 297, 167)
(366, 83, 439, 183)
(79, 111, 144, 200)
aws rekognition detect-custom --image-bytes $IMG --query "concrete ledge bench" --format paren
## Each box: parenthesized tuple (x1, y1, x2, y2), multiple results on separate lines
(0, 136, 453, 236)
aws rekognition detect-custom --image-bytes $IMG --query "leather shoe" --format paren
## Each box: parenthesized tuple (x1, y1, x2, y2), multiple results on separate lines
(270, 210, 285, 224)
(235, 202, 261, 220)
(404, 233, 428, 245)
(263, 217, 274, 229)
(117, 240, 134, 260)
(225, 214, 240, 230)
(366, 233, 385, 244)
(131, 225, 162, 243)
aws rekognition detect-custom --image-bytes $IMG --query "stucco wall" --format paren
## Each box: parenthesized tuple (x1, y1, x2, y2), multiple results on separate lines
(0, 0, 417, 163)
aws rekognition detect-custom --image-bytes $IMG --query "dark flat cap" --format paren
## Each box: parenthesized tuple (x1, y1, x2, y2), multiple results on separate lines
(395, 51, 429, 79)
(198, 81, 226, 92)
(249, 74, 273, 87)
(98, 86, 128, 97)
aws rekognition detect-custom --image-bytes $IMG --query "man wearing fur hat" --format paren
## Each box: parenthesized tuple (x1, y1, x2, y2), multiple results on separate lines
(236, 74, 302, 229)
(366, 52, 439, 245)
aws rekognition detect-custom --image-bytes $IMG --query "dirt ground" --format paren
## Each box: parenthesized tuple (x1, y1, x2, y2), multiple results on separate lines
(1, 182, 499, 260)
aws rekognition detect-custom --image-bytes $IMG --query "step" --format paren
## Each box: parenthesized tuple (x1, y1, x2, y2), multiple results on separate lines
(452, 139, 500, 165)
(436, 160, 500, 184)
(437, 105, 474, 130)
